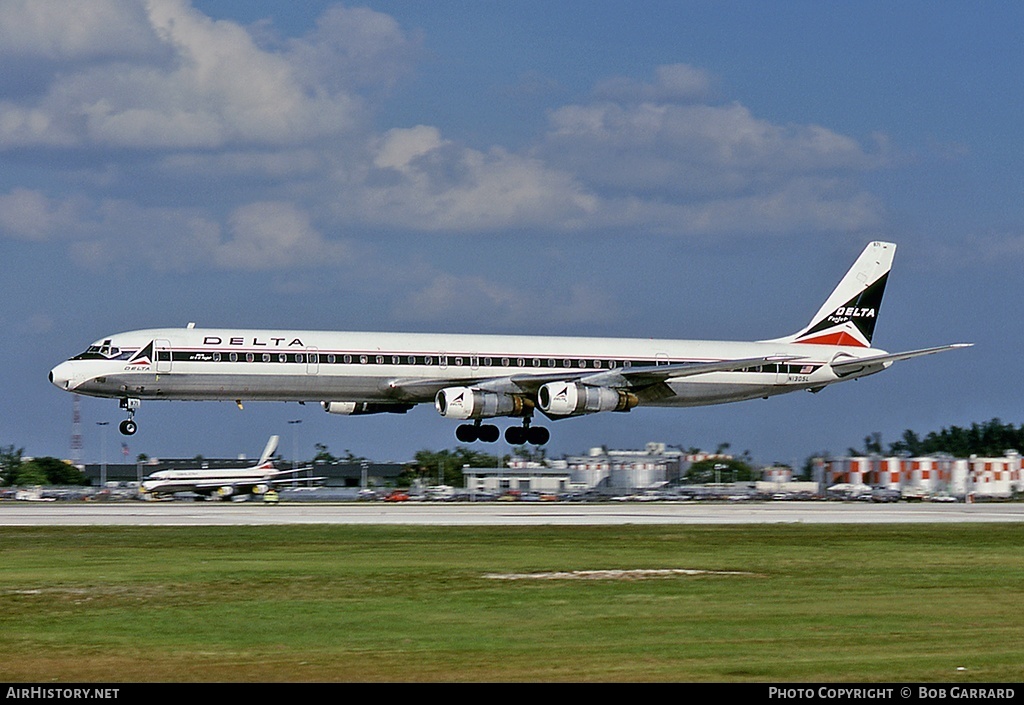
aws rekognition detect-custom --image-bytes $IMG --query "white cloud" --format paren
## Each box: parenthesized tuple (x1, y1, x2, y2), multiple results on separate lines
(0, 0, 406, 149)
(373, 125, 445, 171)
(0, 0, 161, 61)
(0, 3, 893, 274)
(593, 63, 713, 103)
(0, 188, 82, 240)
(351, 126, 599, 231)
(27, 195, 348, 273)
(546, 101, 879, 195)
(287, 4, 422, 93)
(540, 70, 887, 234)
(215, 201, 350, 270)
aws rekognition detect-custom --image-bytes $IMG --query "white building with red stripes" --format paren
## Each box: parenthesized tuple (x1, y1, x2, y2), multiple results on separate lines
(818, 451, 1022, 499)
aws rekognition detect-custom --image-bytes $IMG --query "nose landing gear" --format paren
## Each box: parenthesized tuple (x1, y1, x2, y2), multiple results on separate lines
(118, 397, 140, 436)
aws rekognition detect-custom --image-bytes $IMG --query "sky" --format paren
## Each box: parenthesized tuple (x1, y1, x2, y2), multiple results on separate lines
(2, 0, 1021, 468)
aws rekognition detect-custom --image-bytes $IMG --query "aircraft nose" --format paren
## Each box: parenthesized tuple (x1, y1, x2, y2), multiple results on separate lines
(49, 361, 76, 391)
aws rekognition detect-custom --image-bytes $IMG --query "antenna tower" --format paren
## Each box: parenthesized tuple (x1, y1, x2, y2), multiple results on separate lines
(70, 394, 83, 465)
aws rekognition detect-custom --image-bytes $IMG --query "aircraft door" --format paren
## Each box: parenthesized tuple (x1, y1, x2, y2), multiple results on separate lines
(155, 339, 172, 373)
(774, 353, 788, 385)
(305, 347, 319, 375)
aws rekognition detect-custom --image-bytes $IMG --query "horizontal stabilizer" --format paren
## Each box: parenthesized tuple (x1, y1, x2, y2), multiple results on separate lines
(830, 343, 972, 378)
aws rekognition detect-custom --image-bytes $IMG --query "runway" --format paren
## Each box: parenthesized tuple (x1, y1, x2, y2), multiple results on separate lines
(2, 500, 1023, 526)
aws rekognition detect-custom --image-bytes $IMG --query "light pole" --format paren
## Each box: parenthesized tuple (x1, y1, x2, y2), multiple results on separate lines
(96, 422, 109, 488)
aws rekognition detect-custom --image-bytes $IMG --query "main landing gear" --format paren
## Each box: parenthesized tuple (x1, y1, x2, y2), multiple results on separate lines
(454, 417, 549, 446)
(118, 397, 140, 436)
(456, 421, 500, 443)
(505, 417, 549, 446)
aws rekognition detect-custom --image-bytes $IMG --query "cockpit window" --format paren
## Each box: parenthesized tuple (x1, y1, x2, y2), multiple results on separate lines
(72, 344, 130, 361)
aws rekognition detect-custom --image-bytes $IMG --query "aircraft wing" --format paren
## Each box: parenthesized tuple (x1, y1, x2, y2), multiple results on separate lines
(188, 474, 326, 492)
(830, 343, 972, 378)
(265, 468, 325, 484)
(265, 476, 326, 487)
(576, 355, 803, 388)
(385, 354, 804, 398)
(265, 466, 317, 477)
(383, 376, 483, 400)
(189, 479, 255, 490)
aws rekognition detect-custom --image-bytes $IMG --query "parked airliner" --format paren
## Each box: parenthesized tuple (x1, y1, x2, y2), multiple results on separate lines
(50, 242, 969, 445)
(139, 435, 321, 500)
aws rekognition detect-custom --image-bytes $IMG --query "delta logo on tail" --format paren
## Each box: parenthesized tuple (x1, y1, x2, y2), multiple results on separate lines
(771, 241, 894, 349)
(791, 273, 888, 347)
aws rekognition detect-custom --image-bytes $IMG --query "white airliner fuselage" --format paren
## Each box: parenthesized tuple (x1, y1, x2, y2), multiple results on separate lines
(139, 435, 320, 499)
(49, 243, 969, 445)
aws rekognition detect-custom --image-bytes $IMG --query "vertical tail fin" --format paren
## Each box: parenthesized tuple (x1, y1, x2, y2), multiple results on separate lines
(769, 241, 895, 347)
(256, 435, 280, 468)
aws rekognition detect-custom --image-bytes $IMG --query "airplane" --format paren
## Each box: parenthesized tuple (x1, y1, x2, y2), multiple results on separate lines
(138, 435, 322, 500)
(50, 242, 970, 446)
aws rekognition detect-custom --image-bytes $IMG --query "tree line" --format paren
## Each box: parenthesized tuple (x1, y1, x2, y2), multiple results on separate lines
(848, 418, 1024, 458)
(0, 446, 86, 487)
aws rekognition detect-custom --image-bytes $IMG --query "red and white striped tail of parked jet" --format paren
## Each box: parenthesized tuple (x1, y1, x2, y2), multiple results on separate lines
(50, 242, 970, 445)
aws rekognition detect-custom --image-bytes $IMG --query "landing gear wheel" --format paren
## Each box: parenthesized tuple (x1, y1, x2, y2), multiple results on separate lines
(527, 426, 550, 445)
(478, 424, 500, 443)
(456, 424, 478, 443)
(504, 426, 521, 445)
(118, 397, 140, 437)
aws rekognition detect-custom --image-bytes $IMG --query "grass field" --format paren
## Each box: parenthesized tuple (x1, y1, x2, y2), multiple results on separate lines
(1, 523, 1022, 682)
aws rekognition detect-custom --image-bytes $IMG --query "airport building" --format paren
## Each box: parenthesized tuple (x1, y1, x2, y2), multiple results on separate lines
(461, 464, 576, 496)
(815, 451, 1023, 499)
(561, 443, 687, 490)
(467, 443, 727, 495)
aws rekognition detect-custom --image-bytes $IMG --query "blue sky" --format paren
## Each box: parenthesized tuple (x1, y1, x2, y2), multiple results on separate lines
(2, 1, 1020, 468)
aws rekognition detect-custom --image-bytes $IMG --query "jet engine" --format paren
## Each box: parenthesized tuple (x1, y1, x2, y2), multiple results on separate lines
(434, 387, 529, 420)
(537, 382, 638, 417)
(321, 401, 414, 415)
